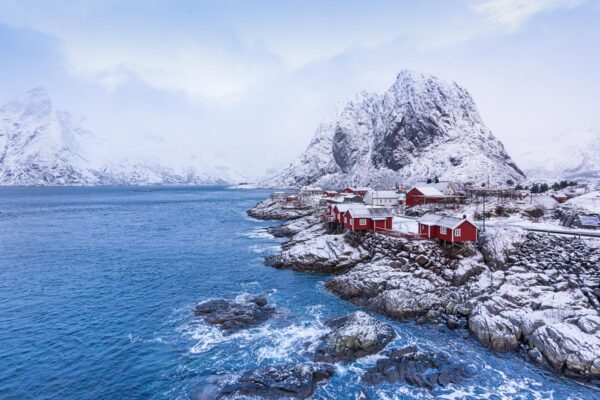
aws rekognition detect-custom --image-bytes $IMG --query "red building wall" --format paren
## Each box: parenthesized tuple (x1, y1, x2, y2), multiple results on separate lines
(406, 188, 442, 207)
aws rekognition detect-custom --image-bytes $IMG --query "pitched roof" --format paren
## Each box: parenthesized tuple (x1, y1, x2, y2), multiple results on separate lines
(368, 190, 399, 199)
(412, 186, 444, 197)
(347, 206, 393, 220)
(334, 203, 367, 213)
(418, 213, 474, 229)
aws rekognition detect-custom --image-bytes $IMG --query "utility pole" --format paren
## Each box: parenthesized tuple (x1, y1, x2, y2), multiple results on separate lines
(482, 192, 486, 232)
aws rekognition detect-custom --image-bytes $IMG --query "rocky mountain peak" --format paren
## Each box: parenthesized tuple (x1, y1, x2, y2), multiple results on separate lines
(262, 69, 524, 189)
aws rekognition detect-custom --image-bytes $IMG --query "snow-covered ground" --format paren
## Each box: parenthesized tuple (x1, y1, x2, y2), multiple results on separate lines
(392, 216, 419, 233)
(563, 191, 600, 214)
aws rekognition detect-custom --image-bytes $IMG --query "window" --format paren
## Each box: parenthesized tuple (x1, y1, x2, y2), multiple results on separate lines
(360, 219, 367, 226)
(440, 227, 447, 234)
(454, 229, 461, 237)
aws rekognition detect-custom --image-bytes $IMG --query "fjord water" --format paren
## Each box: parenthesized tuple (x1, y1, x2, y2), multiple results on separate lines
(0, 187, 597, 400)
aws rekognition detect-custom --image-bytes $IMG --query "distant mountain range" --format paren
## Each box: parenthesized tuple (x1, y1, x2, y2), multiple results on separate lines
(0, 88, 246, 186)
(516, 129, 600, 182)
(262, 69, 526, 189)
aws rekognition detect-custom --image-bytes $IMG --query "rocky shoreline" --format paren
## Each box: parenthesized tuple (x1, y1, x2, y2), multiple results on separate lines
(247, 198, 600, 384)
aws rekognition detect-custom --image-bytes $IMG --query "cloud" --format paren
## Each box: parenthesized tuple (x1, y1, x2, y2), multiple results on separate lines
(472, 0, 585, 29)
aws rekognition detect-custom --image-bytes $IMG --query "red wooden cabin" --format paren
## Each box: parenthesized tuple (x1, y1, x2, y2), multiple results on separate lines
(344, 207, 393, 231)
(417, 214, 478, 243)
(406, 186, 445, 207)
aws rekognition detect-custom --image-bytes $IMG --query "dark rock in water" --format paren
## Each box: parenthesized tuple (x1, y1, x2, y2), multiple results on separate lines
(315, 311, 396, 362)
(362, 346, 474, 390)
(194, 294, 274, 332)
(195, 363, 335, 399)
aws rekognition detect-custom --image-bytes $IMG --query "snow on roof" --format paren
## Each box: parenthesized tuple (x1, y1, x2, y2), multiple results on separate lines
(334, 203, 367, 212)
(418, 213, 474, 229)
(532, 195, 559, 209)
(412, 186, 444, 197)
(354, 187, 373, 191)
(579, 215, 599, 227)
(301, 186, 323, 191)
(416, 181, 450, 192)
(347, 206, 393, 220)
(369, 190, 399, 199)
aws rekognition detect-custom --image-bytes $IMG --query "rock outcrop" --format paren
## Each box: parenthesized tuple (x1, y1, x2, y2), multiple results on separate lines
(195, 363, 334, 400)
(362, 345, 475, 389)
(466, 234, 600, 378)
(247, 199, 313, 221)
(314, 311, 396, 362)
(261, 209, 600, 381)
(194, 294, 274, 332)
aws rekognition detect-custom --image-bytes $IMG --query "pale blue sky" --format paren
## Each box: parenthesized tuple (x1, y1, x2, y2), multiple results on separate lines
(0, 0, 598, 176)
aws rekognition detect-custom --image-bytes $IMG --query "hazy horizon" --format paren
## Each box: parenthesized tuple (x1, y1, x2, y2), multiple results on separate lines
(1, 0, 599, 180)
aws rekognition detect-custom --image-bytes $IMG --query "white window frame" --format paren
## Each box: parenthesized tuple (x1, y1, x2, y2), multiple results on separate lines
(359, 218, 367, 226)
(454, 229, 461, 237)
(440, 227, 447, 234)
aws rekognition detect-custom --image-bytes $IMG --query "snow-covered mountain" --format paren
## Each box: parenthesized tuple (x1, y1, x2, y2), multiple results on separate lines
(0, 88, 246, 186)
(262, 69, 525, 189)
(516, 129, 600, 182)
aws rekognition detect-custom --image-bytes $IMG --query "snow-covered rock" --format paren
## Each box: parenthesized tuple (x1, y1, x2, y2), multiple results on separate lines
(247, 198, 314, 221)
(262, 69, 525, 189)
(314, 311, 396, 362)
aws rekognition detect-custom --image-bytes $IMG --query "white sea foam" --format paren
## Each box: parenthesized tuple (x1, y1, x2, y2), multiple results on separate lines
(241, 228, 275, 239)
(249, 244, 281, 254)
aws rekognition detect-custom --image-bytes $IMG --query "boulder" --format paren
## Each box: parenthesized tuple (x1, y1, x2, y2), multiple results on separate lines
(314, 311, 396, 362)
(195, 363, 335, 399)
(468, 305, 520, 352)
(362, 346, 474, 389)
(194, 294, 274, 332)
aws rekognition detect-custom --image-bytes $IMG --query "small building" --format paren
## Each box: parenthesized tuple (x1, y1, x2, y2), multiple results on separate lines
(270, 191, 286, 201)
(284, 195, 298, 206)
(344, 207, 393, 231)
(299, 186, 323, 197)
(333, 204, 366, 224)
(531, 195, 559, 210)
(573, 214, 599, 230)
(364, 190, 401, 207)
(417, 214, 478, 243)
(406, 186, 445, 207)
(551, 192, 568, 204)
(414, 181, 466, 196)
(323, 190, 338, 198)
(341, 187, 372, 197)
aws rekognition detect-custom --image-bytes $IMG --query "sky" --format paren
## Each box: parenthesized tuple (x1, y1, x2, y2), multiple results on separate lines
(0, 0, 599, 179)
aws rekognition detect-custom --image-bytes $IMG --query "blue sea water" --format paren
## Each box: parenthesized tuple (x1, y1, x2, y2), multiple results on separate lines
(0, 186, 598, 400)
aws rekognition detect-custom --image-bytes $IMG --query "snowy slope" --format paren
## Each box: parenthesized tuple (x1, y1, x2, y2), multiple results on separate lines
(0, 87, 100, 185)
(516, 129, 600, 182)
(0, 88, 247, 186)
(262, 70, 525, 189)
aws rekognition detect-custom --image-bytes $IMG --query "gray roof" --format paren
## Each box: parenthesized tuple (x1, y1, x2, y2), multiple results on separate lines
(347, 206, 393, 220)
(412, 186, 444, 197)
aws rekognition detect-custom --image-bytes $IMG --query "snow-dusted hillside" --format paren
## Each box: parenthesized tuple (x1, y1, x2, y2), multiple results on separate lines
(516, 129, 600, 182)
(0, 88, 246, 186)
(262, 70, 525, 189)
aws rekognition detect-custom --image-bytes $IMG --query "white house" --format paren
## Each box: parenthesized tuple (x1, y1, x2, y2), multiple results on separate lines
(364, 190, 400, 207)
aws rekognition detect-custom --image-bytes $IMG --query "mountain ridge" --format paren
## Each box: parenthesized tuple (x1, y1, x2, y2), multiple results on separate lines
(0, 87, 246, 186)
